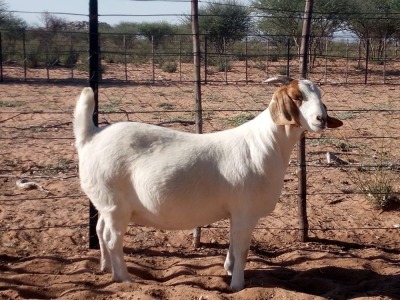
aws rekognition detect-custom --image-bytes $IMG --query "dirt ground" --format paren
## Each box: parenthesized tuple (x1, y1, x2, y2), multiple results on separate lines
(0, 62, 399, 299)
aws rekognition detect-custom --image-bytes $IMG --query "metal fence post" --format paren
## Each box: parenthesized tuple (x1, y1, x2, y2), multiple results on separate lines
(298, 0, 314, 242)
(88, 0, 100, 250)
(0, 32, 3, 82)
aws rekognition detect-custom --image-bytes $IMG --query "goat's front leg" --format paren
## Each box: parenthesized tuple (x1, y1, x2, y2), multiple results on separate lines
(224, 231, 234, 275)
(228, 216, 258, 291)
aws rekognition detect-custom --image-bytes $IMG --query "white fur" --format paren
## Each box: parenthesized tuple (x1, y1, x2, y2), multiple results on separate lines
(74, 79, 334, 290)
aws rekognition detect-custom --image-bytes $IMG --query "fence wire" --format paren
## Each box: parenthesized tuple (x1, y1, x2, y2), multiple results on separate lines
(0, 27, 399, 257)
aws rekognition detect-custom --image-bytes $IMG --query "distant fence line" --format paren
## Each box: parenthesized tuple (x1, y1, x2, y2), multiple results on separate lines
(0, 29, 400, 84)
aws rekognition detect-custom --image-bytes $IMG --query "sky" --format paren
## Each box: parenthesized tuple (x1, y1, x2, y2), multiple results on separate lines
(6, 0, 194, 26)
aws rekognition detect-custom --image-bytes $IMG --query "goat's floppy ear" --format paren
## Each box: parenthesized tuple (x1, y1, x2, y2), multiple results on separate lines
(327, 115, 343, 128)
(269, 87, 301, 126)
(324, 104, 344, 128)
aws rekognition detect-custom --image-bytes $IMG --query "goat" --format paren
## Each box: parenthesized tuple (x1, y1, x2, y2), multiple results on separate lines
(73, 77, 343, 291)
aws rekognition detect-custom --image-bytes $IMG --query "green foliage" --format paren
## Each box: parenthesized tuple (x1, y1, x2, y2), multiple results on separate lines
(364, 181, 399, 210)
(161, 61, 178, 73)
(346, 0, 400, 59)
(347, 0, 400, 39)
(347, 135, 400, 211)
(158, 102, 175, 110)
(137, 22, 179, 49)
(252, 0, 350, 57)
(226, 113, 255, 126)
(209, 57, 232, 72)
(61, 51, 79, 67)
(198, 0, 252, 55)
(253, 0, 303, 37)
(0, 100, 23, 107)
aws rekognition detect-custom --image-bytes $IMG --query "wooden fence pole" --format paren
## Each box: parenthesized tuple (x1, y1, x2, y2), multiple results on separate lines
(365, 38, 370, 84)
(298, 0, 313, 242)
(191, 0, 203, 248)
(23, 31, 27, 82)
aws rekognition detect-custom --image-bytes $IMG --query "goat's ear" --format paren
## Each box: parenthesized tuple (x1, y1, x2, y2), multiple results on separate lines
(269, 88, 301, 126)
(327, 115, 343, 128)
(263, 76, 294, 85)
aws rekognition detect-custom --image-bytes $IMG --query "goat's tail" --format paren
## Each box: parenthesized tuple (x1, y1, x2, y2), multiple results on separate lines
(73, 87, 97, 150)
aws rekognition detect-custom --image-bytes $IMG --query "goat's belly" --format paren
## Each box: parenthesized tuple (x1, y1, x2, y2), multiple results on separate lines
(130, 198, 229, 230)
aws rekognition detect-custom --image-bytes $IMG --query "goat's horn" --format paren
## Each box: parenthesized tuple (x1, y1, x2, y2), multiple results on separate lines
(262, 76, 294, 85)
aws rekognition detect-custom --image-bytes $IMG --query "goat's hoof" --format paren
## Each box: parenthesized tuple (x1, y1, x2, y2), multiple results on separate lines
(224, 262, 234, 275)
(112, 275, 132, 283)
(224, 267, 233, 276)
(224, 265, 233, 276)
(229, 281, 245, 291)
(100, 266, 112, 273)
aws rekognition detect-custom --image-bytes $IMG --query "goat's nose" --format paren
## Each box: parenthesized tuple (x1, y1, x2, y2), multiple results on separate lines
(316, 115, 327, 127)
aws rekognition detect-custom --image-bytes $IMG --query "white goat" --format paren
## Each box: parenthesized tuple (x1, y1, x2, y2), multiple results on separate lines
(73, 77, 342, 291)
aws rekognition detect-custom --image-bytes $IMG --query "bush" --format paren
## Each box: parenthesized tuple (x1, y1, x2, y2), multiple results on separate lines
(161, 61, 177, 73)
(26, 50, 41, 68)
(226, 113, 255, 127)
(61, 51, 79, 67)
(208, 57, 232, 72)
(346, 138, 400, 211)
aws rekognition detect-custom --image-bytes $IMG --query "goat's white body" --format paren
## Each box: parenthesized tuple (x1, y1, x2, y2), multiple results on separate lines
(79, 112, 298, 230)
(74, 79, 338, 290)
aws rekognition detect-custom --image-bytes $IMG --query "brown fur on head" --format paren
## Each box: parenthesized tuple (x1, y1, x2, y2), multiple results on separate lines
(269, 80, 303, 127)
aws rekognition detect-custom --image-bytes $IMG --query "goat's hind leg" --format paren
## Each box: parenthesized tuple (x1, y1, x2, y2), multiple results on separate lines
(96, 213, 111, 273)
(102, 208, 131, 282)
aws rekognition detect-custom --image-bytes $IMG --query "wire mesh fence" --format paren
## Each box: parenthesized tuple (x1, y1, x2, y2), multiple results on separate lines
(1, 27, 400, 256)
(2, 29, 400, 84)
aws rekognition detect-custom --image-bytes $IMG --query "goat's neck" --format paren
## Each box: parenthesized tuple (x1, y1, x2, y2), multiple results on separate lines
(254, 110, 305, 166)
(274, 125, 304, 163)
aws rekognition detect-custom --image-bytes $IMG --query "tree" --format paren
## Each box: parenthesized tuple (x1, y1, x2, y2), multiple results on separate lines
(27, 12, 71, 67)
(137, 22, 178, 49)
(346, 0, 400, 59)
(198, 0, 252, 55)
(39, 11, 68, 32)
(253, 0, 350, 64)
(0, 0, 26, 31)
(252, 0, 303, 51)
(0, 1, 27, 61)
(0, 0, 7, 25)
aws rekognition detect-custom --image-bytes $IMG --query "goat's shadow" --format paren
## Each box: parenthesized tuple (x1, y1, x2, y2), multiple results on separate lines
(251, 238, 400, 298)
(245, 266, 400, 299)
(123, 239, 400, 298)
(0, 254, 114, 299)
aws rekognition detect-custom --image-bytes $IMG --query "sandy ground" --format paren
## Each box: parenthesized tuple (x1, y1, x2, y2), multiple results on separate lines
(0, 62, 399, 299)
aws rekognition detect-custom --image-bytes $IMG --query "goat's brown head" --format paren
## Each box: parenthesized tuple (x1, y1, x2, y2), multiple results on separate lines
(263, 76, 343, 132)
